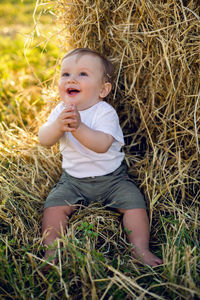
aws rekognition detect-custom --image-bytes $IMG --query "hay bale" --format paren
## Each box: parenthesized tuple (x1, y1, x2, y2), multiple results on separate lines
(52, 0, 200, 210)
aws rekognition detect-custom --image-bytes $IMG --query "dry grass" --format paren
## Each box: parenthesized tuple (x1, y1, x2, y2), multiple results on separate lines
(0, 0, 200, 299)
(0, 121, 199, 298)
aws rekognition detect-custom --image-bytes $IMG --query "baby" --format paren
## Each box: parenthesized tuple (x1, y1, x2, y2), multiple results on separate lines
(38, 48, 162, 267)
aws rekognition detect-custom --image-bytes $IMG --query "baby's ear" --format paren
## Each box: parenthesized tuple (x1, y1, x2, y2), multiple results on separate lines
(99, 82, 112, 98)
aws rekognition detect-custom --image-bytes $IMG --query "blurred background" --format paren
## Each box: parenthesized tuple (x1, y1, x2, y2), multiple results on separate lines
(0, 0, 59, 130)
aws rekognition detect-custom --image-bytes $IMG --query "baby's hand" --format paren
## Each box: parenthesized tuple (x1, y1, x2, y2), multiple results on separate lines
(71, 105, 81, 129)
(56, 104, 78, 132)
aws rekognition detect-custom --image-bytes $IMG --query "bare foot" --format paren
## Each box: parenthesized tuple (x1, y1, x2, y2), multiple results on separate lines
(132, 248, 163, 267)
(42, 249, 58, 272)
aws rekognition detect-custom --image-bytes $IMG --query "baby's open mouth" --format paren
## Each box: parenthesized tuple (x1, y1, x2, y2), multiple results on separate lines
(66, 88, 80, 96)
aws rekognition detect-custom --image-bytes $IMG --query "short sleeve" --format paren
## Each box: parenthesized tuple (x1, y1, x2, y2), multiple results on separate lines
(92, 103, 124, 146)
(43, 102, 64, 126)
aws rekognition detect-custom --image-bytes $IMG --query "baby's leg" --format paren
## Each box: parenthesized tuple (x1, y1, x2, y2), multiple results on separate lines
(42, 205, 76, 263)
(117, 208, 162, 266)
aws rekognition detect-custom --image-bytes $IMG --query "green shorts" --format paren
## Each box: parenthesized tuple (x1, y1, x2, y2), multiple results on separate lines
(44, 163, 146, 210)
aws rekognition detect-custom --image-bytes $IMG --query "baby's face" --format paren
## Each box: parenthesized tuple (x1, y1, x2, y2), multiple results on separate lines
(59, 53, 107, 110)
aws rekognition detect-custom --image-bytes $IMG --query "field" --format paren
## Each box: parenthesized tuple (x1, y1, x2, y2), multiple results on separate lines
(0, 0, 200, 299)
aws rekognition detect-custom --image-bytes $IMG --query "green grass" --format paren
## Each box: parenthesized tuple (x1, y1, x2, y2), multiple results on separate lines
(0, 0, 51, 26)
(0, 0, 59, 127)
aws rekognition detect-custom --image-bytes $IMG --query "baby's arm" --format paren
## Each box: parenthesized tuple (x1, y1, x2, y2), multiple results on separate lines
(73, 123, 114, 153)
(72, 106, 114, 153)
(38, 106, 77, 146)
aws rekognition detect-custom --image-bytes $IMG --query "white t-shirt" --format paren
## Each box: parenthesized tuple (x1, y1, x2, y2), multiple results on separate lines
(44, 101, 125, 178)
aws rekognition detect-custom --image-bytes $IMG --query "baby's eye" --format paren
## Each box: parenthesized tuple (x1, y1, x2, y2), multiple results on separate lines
(80, 72, 88, 76)
(62, 72, 69, 77)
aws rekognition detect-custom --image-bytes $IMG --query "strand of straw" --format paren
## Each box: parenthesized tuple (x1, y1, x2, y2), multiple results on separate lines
(194, 89, 200, 155)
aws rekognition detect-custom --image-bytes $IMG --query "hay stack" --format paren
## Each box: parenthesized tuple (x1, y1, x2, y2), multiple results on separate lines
(53, 0, 200, 211)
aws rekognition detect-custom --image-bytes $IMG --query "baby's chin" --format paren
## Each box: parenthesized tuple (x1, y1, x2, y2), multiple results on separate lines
(61, 99, 74, 109)
(62, 99, 70, 105)
(62, 97, 74, 105)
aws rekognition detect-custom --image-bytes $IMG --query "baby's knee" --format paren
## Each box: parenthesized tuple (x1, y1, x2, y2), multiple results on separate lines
(65, 205, 77, 216)
(43, 205, 77, 219)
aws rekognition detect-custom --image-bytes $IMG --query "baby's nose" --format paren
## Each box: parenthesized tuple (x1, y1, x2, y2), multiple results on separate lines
(67, 74, 77, 83)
